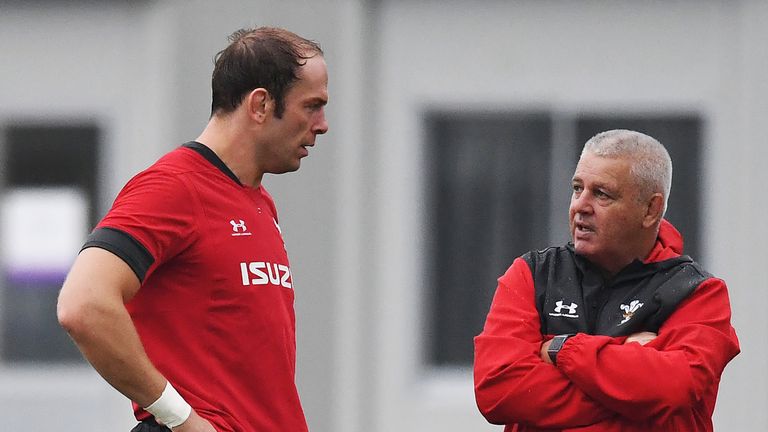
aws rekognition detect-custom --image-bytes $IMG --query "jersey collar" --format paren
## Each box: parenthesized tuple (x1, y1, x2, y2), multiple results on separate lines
(182, 141, 243, 186)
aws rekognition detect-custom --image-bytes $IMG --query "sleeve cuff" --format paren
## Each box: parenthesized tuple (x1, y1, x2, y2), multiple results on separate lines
(81, 227, 154, 282)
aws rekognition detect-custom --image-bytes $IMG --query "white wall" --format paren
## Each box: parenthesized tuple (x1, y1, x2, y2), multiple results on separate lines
(157, 3, 368, 431)
(0, 2, 171, 430)
(368, 1, 767, 431)
(0, 1, 363, 430)
(714, 1, 768, 429)
(1, 1, 765, 431)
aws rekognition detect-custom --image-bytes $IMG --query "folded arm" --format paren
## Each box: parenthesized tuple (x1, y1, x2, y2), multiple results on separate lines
(554, 278, 740, 422)
(474, 258, 616, 428)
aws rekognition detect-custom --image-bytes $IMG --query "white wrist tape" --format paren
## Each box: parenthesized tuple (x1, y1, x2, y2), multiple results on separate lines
(144, 381, 192, 429)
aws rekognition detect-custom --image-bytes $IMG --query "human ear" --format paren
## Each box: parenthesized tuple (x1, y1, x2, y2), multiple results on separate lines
(642, 193, 664, 228)
(245, 88, 271, 123)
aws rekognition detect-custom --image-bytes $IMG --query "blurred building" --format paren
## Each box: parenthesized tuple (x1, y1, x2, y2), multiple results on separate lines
(0, 0, 765, 431)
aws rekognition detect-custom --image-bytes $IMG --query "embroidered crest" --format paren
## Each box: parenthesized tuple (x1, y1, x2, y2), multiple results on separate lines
(619, 300, 644, 325)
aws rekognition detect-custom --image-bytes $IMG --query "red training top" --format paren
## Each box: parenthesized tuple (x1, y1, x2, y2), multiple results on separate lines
(86, 142, 307, 431)
(474, 220, 740, 431)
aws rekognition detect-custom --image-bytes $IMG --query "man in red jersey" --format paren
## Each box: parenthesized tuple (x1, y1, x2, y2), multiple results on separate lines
(474, 130, 739, 431)
(57, 27, 328, 432)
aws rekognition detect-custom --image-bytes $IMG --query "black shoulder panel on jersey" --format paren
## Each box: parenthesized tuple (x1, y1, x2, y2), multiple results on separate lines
(183, 141, 242, 186)
(81, 227, 154, 283)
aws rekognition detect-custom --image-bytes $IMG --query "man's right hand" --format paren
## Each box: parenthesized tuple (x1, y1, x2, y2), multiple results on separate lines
(171, 410, 217, 432)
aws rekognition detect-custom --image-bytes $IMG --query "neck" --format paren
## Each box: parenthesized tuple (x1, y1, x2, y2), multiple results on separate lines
(597, 231, 659, 278)
(196, 115, 263, 188)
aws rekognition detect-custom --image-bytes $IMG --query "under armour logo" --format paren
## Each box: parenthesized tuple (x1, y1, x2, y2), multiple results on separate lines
(619, 300, 644, 325)
(230, 219, 252, 236)
(549, 300, 579, 318)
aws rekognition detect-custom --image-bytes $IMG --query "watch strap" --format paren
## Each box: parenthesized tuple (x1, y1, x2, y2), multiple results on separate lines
(547, 334, 575, 365)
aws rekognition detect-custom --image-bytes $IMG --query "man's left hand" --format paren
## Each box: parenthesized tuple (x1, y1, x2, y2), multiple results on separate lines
(625, 331, 657, 346)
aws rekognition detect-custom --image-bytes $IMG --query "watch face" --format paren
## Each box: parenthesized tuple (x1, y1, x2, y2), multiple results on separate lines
(549, 335, 568, 351)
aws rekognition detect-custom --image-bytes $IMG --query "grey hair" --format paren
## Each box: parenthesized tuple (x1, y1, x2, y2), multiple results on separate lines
(581, 129, 673, 215)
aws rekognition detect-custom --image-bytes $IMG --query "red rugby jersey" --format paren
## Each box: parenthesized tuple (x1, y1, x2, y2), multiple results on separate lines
(85, 142, 307, 432)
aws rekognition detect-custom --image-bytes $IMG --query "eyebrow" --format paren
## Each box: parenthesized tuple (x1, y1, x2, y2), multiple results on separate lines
(306, 95, 328, 105)
(572, 176, 616, 193)
(593, 182, 620, 197)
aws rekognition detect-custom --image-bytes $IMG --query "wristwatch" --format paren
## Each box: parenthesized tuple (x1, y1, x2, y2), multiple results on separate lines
(547, 334, 575, 365)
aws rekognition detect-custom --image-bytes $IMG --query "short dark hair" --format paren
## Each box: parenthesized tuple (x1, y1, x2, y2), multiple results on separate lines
(210, 27, 323, 118)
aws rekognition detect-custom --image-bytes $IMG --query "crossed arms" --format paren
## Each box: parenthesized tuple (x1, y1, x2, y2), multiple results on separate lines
(473, 258, 740, 430)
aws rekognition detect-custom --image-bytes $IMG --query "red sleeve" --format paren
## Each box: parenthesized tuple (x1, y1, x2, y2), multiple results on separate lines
(474, 258, 616, 428)
(556, 278, 740, 423)
(98, 169, 199, 280)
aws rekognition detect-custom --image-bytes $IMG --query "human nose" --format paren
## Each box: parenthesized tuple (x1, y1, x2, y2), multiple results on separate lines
(570, 190, 593, 215)
(313, 112, 329, 135)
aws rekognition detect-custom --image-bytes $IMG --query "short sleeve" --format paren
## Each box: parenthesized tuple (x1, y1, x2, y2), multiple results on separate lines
(92, 169, 199, 281)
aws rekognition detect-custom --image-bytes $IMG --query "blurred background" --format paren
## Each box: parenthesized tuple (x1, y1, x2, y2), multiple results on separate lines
(0, 0, 765, 430)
